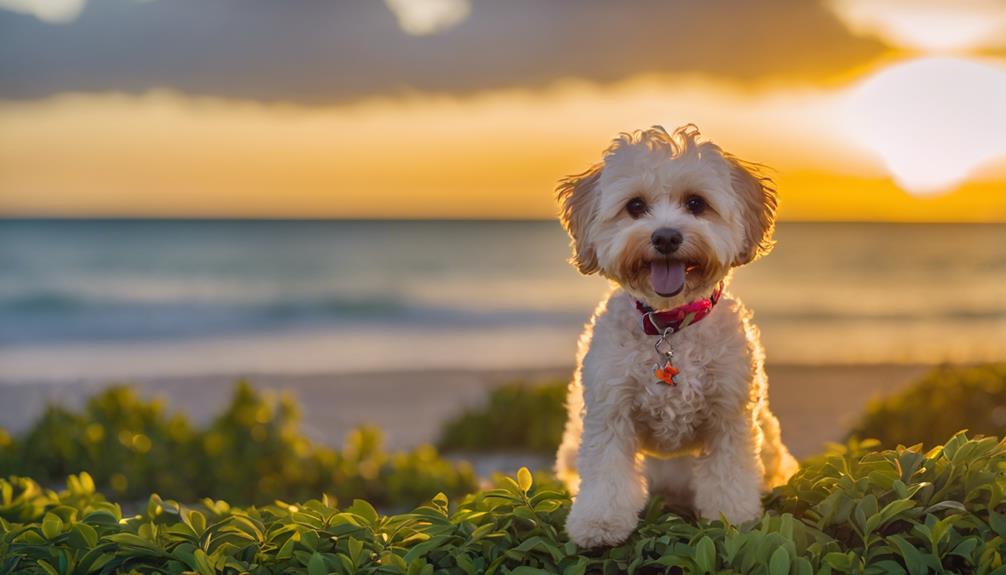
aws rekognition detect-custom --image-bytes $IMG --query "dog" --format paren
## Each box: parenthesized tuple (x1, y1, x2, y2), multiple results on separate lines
(554, 125, 798, 548)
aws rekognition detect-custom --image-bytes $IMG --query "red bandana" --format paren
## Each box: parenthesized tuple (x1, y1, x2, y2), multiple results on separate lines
(636, 282, 724, 336)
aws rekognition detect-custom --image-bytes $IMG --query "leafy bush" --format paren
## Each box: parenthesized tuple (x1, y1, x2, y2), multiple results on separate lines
(438, 380, 567, 453)
(8, 387, 200, 501)
(0, 382, 476, 508)
(848, 364, 1006, 448)
(4, 431, 1006, 574)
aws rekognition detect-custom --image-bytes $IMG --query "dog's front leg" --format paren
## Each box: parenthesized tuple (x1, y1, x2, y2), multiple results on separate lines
(692, 410, 764, 524)
(565, 382, 647, 548)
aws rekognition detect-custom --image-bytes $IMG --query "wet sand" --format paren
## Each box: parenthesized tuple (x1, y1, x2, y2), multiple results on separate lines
(0, 364, 930, 459)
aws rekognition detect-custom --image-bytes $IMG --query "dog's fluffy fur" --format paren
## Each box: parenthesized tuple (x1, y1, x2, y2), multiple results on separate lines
(555, 125, 798, 548)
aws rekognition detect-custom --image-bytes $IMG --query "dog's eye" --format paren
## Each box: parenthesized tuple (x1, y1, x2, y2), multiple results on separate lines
(685, 195, 707, 216)
(625, 197, 648, 219)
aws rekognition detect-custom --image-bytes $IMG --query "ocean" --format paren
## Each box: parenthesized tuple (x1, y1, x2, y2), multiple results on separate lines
(0, 220, 1003, 381)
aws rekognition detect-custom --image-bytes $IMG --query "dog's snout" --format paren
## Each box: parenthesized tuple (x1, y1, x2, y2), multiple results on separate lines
(650, 228, 683, 255)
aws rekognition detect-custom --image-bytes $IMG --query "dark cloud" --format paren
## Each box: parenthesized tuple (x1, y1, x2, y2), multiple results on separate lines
(0, 0, 888, 103)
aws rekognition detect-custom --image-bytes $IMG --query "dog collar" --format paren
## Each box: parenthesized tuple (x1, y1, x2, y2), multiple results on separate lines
(635, 282, 724, 336)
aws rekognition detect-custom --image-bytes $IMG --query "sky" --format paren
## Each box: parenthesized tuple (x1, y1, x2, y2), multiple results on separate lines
(1, 0, 1005, 220)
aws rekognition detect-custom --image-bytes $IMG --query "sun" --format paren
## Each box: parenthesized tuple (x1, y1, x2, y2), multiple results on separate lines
(842, 57, 1006, 196)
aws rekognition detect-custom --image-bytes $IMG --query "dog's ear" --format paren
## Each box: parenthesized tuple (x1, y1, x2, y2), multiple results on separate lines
(556, 163, 602, 274)
(726, 155, 778, 266)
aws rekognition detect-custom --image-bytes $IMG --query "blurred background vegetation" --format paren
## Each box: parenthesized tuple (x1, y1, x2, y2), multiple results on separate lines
(437, 380, 567, 454)
(0, 382, 476, 508)
(847, 364, 1006, 449)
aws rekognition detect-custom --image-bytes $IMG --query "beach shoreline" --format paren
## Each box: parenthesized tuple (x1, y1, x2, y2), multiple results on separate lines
(0, 363, 931, 459)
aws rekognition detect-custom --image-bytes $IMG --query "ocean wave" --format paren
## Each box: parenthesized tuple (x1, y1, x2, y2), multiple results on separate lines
(0, 290, 590, 345)
(0, 290, 406, 316)
(2, 288, 1003, 348)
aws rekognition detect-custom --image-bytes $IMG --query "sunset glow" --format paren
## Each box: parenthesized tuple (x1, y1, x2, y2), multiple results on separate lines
(843, 57, 1006, 196)
(1, 1, 1005, 221)
(2, 74, 1005, 221)
(829, 0, 1006, 52)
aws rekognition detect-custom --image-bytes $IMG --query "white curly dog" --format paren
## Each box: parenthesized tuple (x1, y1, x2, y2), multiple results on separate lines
(555, 125, 798, 548)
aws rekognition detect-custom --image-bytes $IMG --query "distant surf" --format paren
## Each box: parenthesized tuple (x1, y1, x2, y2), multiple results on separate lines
(1, 219, 1003, 380)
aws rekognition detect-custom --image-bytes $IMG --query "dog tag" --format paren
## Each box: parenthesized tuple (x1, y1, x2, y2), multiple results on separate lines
(653, 326, 679, 385)
(654, 360, 679, 385)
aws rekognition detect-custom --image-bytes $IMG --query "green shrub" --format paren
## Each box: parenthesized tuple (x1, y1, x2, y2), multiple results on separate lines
(3, 431, 1005, 574)
(0, 426, 15, 471)
(848, 364, 1006, 448)
(0, 382, 476, 508)
(438, 380, 567, 453)
(9, 387, 200, 501)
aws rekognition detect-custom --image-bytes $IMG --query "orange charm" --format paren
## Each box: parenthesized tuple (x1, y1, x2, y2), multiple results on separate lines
(655, 361, 679, 385)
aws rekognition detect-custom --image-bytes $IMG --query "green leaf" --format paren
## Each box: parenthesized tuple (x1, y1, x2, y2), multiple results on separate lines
(71, 523, 99, 548)
(147, 494, 164, 518)
(517, 467, 533, 493)
(185, 509, 207, 534)
(37, 560, 60, 575)
(769, 547, 791, 575)
(106, 532, 164, 552)
(348, 499, 379, 525)
(83, 510, 120, 526)
(924, 501, 965, 514)
(888, 534, 927, 575)
(308, 552, 327, 575)
(335, 553, 355, 574)
(989, 511, 1006, 537)
(277, 536, 297, 559)
(78, 472, 95, 493)
(41, 512, 63, 540)
(694, 536, 715, 574)
(867, 560, 907, 575)
(192, 548, 216, 575)
(880, 499, 916, 520)
(563, 557, 588, 575)
(469, 521, 497, 542)
(950, 536, 979, 559)
(941, 432, 967, 461)
(454, 553, 477, 575)
(12, 529, 47, 545)
(348, 537, 364, 564)
(534, 499, 562, 513)
(824, 552, 852, 572)
(407, 559, 433, 575)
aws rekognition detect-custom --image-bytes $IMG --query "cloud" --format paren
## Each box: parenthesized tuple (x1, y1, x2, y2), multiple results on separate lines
(0, 0, 84, 23)
(384, 0, 469, 36)
(829, 0, 1006, 53)
(0, 0, 889, 103)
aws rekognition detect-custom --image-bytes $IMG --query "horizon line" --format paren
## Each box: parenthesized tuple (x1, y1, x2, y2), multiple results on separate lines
(1, 215, 1004, 225)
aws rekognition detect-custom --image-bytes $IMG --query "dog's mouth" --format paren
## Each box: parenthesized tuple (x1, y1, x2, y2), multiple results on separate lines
(649, 259, 700, 297)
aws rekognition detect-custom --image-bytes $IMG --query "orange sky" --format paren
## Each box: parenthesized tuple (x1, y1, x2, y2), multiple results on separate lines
(1, 77, 1004, 221)
(1, 1, 1005, 221)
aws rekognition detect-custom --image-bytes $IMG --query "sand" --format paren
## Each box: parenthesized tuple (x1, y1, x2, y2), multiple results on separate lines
(0, 364, 931, 460)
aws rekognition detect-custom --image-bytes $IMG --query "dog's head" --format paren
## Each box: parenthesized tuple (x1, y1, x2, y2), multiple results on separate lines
(557, 125, 777, 308)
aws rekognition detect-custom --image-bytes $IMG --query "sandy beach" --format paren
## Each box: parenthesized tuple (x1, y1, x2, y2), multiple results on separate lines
(0, 363, 930, 460)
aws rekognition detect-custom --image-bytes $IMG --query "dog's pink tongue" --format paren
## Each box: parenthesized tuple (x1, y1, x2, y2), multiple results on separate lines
(650, 260, 686, 296)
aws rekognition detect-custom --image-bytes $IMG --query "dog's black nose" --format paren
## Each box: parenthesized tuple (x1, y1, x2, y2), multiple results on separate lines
(651, 228, 683, 255)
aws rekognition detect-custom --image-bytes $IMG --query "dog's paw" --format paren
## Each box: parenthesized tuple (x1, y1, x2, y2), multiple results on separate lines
(565, 501, 638, 548)
(695, 494, 762, 525)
